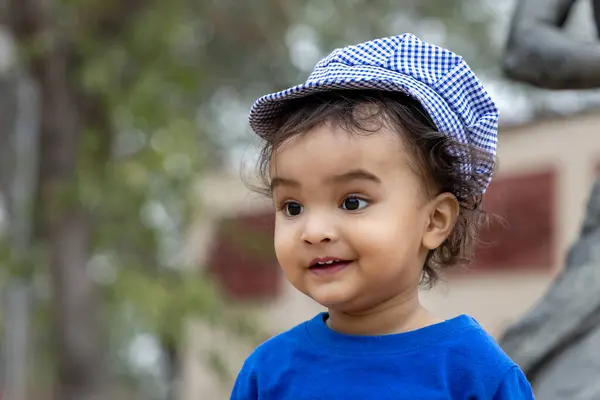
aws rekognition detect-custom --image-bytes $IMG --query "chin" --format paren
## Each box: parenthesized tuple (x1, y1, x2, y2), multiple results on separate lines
(309, 290, 356, 310)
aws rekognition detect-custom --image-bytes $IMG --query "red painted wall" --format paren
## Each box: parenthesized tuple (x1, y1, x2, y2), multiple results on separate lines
(472, 169, 557, 271)
(207, 212, 279, 301)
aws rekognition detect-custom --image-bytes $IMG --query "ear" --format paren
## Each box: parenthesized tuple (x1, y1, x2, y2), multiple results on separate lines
(422, 193, 460, 250)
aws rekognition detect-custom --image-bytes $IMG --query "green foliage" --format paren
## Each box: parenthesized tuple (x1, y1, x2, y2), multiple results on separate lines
(105, 269, 221, 342)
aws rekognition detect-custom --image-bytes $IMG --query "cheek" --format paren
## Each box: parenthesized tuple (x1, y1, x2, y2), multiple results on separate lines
(273, 218, 297, 268)
(349, 205, 426, 258)
(352, 222, 423, 287)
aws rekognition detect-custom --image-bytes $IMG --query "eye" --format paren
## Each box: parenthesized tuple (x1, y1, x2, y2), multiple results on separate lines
(341, 196, 369, 211)
(283, 202, 303, 217)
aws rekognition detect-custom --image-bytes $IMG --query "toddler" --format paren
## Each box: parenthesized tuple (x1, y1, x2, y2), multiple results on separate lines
(231, 33, 535, 400)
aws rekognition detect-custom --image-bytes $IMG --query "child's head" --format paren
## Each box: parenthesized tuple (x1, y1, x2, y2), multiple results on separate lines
(246, 34, 498, 312)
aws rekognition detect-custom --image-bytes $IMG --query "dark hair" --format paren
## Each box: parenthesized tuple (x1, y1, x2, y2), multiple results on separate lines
(250, 89, 494, 287)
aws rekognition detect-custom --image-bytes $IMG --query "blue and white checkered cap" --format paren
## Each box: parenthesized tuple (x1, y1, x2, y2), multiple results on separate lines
(249, 33, 499, 193)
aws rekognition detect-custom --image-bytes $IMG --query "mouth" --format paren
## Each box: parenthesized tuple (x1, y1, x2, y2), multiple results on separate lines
(309, 258, 352, 275)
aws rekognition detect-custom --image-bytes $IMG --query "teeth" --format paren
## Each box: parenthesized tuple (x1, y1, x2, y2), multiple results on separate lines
(317, 260, 335, 265)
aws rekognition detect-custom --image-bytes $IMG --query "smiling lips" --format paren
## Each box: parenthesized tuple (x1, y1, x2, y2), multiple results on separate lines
(309, 257, 352, 275)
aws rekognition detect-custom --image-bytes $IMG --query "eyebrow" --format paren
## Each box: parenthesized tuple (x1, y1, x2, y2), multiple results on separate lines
(326, 169, 381, 185)
(270, 169, 381, 191)
(270, 177, 299, 192)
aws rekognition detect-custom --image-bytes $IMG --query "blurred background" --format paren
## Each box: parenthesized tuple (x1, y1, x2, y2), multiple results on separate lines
(0, 0, 599, 399)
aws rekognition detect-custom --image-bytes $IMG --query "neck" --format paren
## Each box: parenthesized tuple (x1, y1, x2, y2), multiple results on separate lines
(326, 290, 441, 336)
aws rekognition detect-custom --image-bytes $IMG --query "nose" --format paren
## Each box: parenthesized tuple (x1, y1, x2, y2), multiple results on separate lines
(300, 213, 338, 245)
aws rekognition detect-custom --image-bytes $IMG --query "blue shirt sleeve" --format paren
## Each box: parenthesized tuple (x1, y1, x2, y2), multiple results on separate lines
(230, 357, 258, 400)
(493, 366, 535, 400)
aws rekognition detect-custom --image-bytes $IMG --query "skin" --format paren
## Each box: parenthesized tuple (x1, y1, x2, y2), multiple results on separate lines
(270, 123, 459, 336)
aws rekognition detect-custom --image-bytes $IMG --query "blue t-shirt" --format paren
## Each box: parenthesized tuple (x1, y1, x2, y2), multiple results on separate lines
(230, 313, 534, 399)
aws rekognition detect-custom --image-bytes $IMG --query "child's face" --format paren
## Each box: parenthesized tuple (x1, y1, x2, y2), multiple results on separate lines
(270, 123, 453, 313)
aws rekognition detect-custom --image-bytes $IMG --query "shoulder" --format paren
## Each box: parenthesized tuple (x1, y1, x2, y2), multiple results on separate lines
(443, 315, 515, 367)
(230, 316, 316, 399)
(238, 314, 315, 370)
(439, 315, 533, 398)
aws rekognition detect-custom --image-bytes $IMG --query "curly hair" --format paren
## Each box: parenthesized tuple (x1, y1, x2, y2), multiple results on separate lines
(249, 89, 494, 287)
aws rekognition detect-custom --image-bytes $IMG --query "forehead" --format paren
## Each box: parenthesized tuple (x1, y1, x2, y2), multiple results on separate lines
(270, 124, 416, 181)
